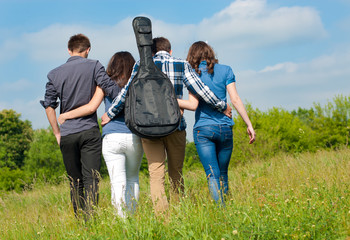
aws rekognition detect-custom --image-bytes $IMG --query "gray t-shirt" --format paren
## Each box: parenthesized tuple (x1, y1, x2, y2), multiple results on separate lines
(40, 56, 120, 136)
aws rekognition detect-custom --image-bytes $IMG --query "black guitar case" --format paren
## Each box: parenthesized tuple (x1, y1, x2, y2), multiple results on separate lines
(124, 16, 181, 138)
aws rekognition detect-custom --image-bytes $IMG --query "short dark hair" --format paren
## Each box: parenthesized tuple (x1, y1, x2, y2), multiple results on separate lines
(106, 51, 135, 88)
(68, 34, 91, 53)
(151, 37, 171, 54)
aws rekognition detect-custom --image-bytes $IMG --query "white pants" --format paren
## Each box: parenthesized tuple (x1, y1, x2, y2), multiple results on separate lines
(102, 133, 143, 218)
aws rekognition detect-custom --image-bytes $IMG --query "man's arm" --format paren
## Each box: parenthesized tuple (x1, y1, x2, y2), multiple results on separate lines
(94, 61, 121, 99)
(183, 62, 231, 116)
(40, 79, 60, 144)
(45, 107, 60, 145)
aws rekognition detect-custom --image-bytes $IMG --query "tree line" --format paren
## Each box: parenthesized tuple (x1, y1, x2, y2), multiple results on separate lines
(0, 94, 349, 192)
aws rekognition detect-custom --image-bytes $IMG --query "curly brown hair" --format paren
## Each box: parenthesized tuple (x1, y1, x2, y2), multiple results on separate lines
(186, 41, 218, 76)
(106, 51, 135, 88)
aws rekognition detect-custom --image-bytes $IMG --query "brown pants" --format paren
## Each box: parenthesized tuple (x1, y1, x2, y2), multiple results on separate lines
(141, 130, 186, 213)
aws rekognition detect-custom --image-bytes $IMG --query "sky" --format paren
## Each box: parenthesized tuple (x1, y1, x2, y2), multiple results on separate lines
(0, 0, 349, 141)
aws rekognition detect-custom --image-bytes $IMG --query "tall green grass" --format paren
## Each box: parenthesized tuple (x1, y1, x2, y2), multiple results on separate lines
(0, 149, 349, 239)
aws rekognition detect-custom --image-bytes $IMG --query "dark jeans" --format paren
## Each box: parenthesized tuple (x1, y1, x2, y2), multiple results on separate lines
(193, 125, 233, 204)
(60, 127, 102, 216)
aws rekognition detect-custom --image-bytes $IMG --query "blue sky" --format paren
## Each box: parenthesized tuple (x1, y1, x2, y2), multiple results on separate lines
(1, 0, 349, 141)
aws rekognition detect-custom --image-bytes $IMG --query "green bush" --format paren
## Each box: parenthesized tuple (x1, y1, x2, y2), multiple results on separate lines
(231, 95, 349, 165)
(231, 105, 317, 165)
(24, 128, 66, 183)
(0, 167, 29, 192)
(311, 94, 349, 148)
(0, 109, 33, 169)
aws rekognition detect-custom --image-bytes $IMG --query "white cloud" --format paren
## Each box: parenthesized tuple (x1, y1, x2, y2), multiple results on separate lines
(0, 20, 138, 64)
(0, 0, 327, 65)
(260, 62, 298, 73)
(0, 78, 32, 92)
(237, 48, 350, 110)
(197, 0, 326, 48)
(0, 39, 24, 62)
(338, 0, 350, 5)
(20, 21, 137, 64)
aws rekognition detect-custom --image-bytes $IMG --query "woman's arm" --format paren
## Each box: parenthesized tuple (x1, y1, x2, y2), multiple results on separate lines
(227, 82, 256, 144)
(58, 86, 104, 125)
(177, 92, 199, 111)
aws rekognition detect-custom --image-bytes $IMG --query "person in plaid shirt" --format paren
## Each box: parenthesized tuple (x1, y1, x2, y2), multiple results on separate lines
(101, 37, 231, 214)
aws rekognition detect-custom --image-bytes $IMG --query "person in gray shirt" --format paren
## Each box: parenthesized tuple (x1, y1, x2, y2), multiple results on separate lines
(40, 33, 120, 218)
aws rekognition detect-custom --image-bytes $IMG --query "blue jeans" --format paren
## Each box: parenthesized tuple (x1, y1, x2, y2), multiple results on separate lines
(193, 125, 233, 204)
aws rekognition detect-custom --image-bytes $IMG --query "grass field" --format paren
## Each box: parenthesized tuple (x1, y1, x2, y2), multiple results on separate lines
(0, 148, 349, 239)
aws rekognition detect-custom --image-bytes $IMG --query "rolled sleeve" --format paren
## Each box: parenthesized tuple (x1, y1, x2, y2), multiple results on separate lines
(226, 67, 236, 85)
(40, 81, 59, 109)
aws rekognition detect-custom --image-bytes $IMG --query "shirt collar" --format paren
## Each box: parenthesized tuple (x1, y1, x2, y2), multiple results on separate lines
(199, 60, 207, 67)
(67, 56, 83, 62)
(199, 60, 208, 71)
(154, 51, 171, 58)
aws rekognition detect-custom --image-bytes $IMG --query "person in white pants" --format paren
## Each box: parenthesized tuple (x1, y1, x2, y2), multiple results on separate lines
(58, 51, 143, 217)
(102, 133, 143, 217)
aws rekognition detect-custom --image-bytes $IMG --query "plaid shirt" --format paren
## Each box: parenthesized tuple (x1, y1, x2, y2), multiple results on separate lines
(107, 51, 227, 130)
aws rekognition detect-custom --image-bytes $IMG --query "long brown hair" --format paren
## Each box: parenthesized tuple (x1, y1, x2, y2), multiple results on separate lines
(186, 41, 218, 75)
(106, 51, 135, 88)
